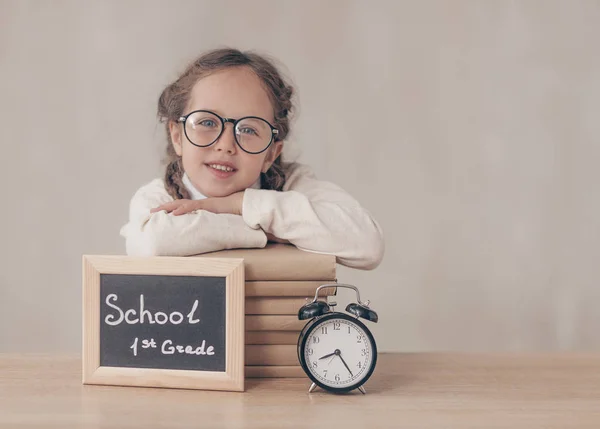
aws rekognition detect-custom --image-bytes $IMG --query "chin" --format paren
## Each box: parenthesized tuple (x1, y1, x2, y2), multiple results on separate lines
(206, 184, 242, 198)
(194, 174, 249, 198)
(208, 190, 233, 198)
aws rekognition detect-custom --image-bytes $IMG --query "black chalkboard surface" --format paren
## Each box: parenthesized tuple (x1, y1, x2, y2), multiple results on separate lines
(83, 255, 245, 391)
(100, 274, 226, 371)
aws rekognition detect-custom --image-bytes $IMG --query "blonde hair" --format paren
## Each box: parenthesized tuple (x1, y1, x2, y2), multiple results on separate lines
(157, 48, 294, 199)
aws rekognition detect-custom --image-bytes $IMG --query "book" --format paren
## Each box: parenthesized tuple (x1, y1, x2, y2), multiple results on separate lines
(245, 297, 310, 315)
(245, 331, 300, 345)
(245, 345, 298, 366)
(246, 315, 307, 331)
(245, 366, 305, 378)
(245, 281, 337, 297)
(194, 243, 336, 281)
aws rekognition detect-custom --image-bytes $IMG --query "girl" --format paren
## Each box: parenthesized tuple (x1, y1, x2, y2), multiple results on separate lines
(120, 48, 384, 270)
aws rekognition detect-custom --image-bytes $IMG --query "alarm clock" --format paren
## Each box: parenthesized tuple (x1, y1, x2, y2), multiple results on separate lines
(297, 283, 378, 394)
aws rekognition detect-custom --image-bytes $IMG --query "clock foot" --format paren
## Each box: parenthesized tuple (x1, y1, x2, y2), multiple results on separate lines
(358, 386, 366, 394)
(308, 382, 317, 393)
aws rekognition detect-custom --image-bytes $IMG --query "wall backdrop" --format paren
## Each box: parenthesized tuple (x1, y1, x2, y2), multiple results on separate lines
(1, 0, 599, 352)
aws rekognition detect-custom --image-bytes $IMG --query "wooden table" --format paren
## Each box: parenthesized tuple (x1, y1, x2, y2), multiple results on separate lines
(1, 353, 599, 428)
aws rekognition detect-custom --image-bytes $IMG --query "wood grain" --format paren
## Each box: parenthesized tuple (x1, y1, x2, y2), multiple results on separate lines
(245, 331, 300, 345)
(244, 281, 336, 297)
(1, 353, 600, 428)
(245, 365, 304, 378)
(245, 345, 297, 366)
(194, 243, 337, 281)
(245, 297, 310, 314)
(245, 315, 306, 331)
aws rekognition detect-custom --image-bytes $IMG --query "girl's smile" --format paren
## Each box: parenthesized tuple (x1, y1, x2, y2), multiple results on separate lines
(205, 161, 238, 178)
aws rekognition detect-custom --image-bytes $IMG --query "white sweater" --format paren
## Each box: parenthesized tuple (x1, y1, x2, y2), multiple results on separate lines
(119, 162, 384, 269)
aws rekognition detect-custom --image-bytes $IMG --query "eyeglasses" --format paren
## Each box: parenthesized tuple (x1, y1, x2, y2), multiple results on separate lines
(177, 110, 279, 154)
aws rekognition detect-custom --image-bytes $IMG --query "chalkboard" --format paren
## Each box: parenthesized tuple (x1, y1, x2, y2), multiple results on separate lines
(100, 274, 226, 371)
(83, 255, 245, 392)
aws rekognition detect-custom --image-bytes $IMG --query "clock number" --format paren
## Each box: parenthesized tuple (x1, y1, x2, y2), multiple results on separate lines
(333, 322, 341, 330)
(321, 326, 328, 335)
(312, 361, 318, 368)
(357, 335, 362, 343)
(312, 336, 320, 344)
(323, 370, 328, 377)
(361, 348, 367, 356)
(335, 374, 340, 382)
(308, 348, 314, 356)
(357, 361, 362, 369)
(348, 326, 351, 334)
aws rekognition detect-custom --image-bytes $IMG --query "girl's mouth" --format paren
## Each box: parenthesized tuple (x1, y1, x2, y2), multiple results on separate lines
(206, 163, 237, 178)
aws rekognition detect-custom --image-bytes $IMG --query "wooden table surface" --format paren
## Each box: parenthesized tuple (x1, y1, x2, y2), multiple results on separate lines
(1, 353, 599, 428)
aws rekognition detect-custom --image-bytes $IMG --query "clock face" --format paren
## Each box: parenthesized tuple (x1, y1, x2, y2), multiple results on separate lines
(300, 313, 377, 392)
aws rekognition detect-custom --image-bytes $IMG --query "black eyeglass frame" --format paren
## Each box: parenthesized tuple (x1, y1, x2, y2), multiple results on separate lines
(177, 110, 279, 154)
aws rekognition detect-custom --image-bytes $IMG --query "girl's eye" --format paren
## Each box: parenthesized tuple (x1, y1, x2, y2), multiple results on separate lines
(239, 127, 258, 136)
(196, 119, 218, 128)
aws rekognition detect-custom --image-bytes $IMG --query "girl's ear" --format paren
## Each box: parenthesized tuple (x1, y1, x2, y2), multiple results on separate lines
(169, 120, 183, 156)
(262, 141, 284, 173)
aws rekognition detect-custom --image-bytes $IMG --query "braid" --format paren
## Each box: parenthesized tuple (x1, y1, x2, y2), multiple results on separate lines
(261, 156, 286, 191)
(164, 157, 190, 200)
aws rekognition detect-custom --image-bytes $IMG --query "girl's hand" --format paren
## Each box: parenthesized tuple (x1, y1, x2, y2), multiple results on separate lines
(151, 191, 245, 216)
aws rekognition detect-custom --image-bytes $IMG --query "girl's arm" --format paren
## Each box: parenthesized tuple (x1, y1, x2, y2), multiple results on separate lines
(241, 163, 384, 270)
(120, 179, 267, 256)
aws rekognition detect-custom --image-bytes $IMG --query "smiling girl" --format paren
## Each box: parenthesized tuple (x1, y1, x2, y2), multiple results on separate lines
(120, 48, 384, 270)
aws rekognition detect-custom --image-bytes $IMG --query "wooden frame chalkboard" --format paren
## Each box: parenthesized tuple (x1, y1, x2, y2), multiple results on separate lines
(82, 255, 245, 392)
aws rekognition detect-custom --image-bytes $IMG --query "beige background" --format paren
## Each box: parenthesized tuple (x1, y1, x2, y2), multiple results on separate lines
(1, 0, 598, 353)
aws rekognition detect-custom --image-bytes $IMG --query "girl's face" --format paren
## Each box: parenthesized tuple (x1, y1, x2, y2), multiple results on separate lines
(169, 66, 283, 198)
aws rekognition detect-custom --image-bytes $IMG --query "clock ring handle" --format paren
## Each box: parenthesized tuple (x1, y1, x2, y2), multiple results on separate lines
(311, 283, 370, 308)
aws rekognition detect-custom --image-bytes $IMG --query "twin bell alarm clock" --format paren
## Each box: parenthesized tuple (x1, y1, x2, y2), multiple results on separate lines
(297, 283, 378, 394)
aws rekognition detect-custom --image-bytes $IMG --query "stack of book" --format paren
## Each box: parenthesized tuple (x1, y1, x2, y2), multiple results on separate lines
(196, 243, 337, 378)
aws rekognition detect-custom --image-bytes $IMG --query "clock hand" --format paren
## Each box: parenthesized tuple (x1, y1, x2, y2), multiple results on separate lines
(318, 351, 337, 360)
(338, 353, 354, 377)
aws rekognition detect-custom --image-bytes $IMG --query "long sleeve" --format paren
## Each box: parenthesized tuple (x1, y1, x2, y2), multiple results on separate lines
(120, 179, 267, 256)
(241, 163, 384, 270)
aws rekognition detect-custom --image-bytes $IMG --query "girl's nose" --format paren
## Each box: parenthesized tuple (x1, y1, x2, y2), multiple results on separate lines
(213, 124, 237, 155)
